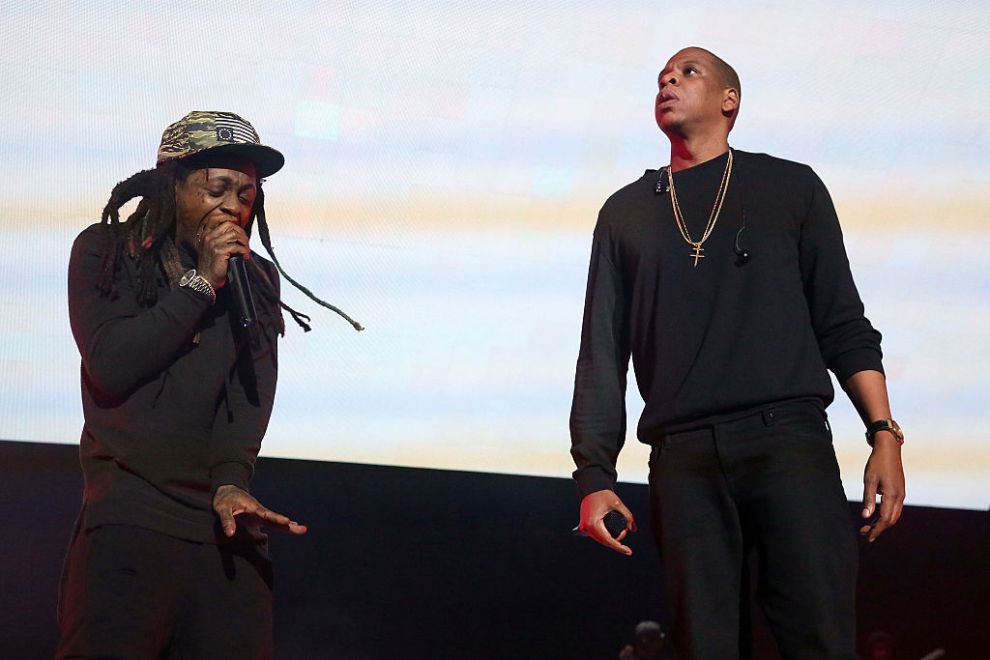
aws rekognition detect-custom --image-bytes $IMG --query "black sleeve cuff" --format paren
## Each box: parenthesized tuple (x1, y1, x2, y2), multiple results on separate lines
(573, 465, 618, 501)
(831, 347, 885, 383)
(210, 461, 253, 493)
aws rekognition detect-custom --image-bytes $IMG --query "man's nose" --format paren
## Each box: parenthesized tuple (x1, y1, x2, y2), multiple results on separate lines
(219, 194, 239, 216)
(661, 73, 677, 87)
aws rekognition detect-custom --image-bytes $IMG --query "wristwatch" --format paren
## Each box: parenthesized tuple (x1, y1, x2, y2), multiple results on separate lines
(865, 419, 904, 446)
(179, 269, 216, 304)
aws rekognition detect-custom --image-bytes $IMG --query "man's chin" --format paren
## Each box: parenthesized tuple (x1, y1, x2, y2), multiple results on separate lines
(656, 116, 679, 136)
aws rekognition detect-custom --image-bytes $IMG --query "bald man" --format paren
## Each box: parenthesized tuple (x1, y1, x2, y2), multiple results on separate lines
(570, 47, 905, 658)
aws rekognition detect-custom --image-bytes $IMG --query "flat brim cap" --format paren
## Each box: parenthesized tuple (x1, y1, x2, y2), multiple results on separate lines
(157, 110, 285, 178)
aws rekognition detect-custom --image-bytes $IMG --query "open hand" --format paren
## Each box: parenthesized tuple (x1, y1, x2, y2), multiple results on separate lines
(213, 484, 308, 538)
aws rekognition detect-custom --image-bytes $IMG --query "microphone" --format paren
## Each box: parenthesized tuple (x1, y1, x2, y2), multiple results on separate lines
(226, 255, 257, 328)
(570, 509, 629, 539)
(603, 510, 628, 538)
(655, 167, 669, 194)
(734, 226, 751, 266)
(733, 170, 752, 266)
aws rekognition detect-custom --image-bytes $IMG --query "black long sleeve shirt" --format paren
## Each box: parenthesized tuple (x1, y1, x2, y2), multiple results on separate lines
(569, 150, 884, 499)
(68, 224, 280, 542)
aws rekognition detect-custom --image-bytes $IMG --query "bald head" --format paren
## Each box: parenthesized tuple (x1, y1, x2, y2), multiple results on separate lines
(678, 47, 741, 100)
(656, 47, 742, 135)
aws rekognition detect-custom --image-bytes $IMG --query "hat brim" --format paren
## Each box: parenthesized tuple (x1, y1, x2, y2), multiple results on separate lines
(179, 142, 285, 178)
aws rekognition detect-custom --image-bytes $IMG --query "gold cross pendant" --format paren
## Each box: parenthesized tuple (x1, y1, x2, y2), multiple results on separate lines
(690, 244, 705, 267)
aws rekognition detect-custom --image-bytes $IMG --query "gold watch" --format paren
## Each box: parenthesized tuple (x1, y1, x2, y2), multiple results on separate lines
(865, 419, 903, 446)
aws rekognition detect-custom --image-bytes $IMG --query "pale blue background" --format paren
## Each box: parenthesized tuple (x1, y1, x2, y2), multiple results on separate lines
(1, 1, 987, 509)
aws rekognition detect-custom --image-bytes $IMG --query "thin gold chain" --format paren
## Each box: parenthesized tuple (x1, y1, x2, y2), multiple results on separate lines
(667, 149, 733, 266)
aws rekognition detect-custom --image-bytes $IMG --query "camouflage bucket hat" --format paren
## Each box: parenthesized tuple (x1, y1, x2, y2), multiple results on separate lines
(156, 110, 284, 177)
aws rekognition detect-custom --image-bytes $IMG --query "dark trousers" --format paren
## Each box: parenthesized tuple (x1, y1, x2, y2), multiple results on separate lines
(649, 400, 858, 660)
(56, 523, 274, 659)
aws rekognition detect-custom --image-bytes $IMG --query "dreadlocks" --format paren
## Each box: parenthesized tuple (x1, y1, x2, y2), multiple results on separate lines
(97, 161, 363, 334)
(247, 186, 363, 332)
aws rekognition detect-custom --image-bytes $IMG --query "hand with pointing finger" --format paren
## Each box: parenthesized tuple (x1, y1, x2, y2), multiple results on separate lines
(212, 484, 307, 538)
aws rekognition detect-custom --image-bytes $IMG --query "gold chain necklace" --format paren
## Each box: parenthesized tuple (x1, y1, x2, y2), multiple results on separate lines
(667, 149, 733, 267)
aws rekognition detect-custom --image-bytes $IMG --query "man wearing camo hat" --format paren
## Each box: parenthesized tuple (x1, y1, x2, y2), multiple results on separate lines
(55, 110, 357, 658)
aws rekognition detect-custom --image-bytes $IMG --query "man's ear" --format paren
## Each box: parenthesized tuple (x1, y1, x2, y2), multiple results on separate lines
(722, 88, 739, 116)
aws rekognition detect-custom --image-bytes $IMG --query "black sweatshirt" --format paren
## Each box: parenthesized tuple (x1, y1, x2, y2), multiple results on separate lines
(569, 150, 884, 499)
(68, 224, 279, 542)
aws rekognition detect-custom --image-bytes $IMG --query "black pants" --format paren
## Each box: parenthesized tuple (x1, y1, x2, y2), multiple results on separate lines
(649, 400, 857, 660)
(56, 523, 274, 659)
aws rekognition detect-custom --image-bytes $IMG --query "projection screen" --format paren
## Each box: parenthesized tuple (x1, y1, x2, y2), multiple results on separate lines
(1, 1, 987, 510)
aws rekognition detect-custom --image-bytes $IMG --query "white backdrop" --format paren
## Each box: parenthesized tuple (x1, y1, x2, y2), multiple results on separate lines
(1, 1, 987, 510)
